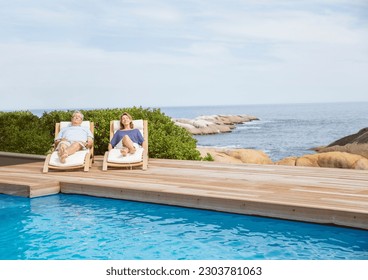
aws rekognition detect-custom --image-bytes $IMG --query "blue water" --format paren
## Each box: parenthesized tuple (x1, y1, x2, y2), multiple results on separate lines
(161, 102, 368, 161)
(30, 102, 368, 161)
(0, 194, 367, 260)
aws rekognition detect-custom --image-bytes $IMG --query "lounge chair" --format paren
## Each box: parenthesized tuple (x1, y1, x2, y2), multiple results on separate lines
(42, 121, 94, 173)
(102, 119, 148, 171)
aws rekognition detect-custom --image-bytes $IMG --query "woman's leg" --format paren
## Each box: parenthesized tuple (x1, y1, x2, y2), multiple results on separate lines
(121, 135, 136, 156)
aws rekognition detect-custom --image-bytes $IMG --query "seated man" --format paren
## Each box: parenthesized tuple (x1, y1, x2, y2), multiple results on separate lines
(54, 110, 94, 163)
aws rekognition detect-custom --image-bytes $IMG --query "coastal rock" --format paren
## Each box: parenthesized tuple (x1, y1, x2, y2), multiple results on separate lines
(316, 143, 368, 159)
(314, 128, 368, 158)
(197, 147, 273, 165)
(275, 152, 368, 170)
(325, 127, 368, 146)
(173, 114, 259, 135)
(276, 157, 297, 166)
(224, 149, 273, 165)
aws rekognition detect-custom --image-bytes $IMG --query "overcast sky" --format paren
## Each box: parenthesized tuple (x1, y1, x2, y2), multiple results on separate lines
(1, 0, 367, 110)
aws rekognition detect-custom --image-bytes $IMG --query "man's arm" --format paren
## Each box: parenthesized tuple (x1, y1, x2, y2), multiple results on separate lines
(54, 127, 65, 148)
(54, 139, 61, 147)
(85, 137, 93, 149)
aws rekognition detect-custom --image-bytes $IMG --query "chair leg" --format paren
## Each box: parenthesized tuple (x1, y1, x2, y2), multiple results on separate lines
(42, 154, 52, 173)
(84, 161, 89, 171)
(102, 151, 109, 171)
(84, 153, 90, 172)
(142, 154, 148, 171)
(142, 160, 148, 170)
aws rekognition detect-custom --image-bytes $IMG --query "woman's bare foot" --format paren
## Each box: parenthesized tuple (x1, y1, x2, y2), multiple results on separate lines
(128, 146, 136, 154)
(120, 147, 129, 156)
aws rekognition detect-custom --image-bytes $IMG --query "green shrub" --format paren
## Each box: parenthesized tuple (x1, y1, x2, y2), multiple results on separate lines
(0, 111, 51, 154)
(0, 107, 201, 160)
(201, 152, 215, 161)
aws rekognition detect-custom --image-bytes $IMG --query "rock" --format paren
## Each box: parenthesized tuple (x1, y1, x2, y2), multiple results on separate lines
(197, 147, 273, 165)
(275, 157, 297, 166)
(276, 151, 368, 170)
(198, 147, 243, 164)
(198, 147, 368, 170)
(174, 122, 203, 134)
(316, 143, 368, 159)
(173, 114, 259, 135)
(224, 149, 273, 165)
(326, 127, 368, 146)
(314, 128, 368, 159)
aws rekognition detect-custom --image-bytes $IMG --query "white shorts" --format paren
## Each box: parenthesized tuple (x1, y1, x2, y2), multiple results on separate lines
(56, 140, 86, 150)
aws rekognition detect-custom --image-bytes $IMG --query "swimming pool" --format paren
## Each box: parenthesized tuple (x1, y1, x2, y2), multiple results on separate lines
(0, 194, 367, 260)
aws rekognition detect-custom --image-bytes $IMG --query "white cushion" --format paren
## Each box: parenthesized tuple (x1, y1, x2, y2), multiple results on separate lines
(49, 150, 89, 167)
(112, 120, 144, 136)
(107, 147, 144, 164)
(60, 121, 91, 129)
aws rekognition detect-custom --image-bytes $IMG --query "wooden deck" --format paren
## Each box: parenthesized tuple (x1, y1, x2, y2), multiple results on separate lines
(1, 156, 368, 230)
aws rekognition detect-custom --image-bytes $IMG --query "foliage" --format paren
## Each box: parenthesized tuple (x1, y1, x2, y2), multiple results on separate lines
(201, 152, 215, 161)
(0, 108, 201, 160)
(0, 111, 51, 154)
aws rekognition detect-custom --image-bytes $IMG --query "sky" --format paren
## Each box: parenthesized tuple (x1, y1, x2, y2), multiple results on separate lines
(1, 0, 368, 110)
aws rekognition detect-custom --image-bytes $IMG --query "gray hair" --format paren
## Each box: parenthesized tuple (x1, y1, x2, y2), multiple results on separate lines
(72, 110, 84, 120)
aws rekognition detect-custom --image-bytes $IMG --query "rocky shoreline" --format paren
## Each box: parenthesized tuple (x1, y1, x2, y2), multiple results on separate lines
(195, 125, 368, 170)
(173, 114, 259, 135)
(198, 146, 368, 170)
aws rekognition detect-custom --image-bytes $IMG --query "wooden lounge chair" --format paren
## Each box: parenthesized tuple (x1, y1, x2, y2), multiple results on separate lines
(102, 119, 148, 171)
(42, 121, 94, 173)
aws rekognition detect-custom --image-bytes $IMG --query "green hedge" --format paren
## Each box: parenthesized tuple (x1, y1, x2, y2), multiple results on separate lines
(0, 111, 51, 155)
(0, 107, 201, 160)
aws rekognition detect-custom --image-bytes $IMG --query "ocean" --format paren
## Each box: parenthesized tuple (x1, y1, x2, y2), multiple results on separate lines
(163, 102, 368, 161)
(30, 102, 368, 161)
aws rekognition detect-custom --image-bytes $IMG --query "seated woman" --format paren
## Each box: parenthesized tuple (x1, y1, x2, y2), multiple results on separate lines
(109, 112, 144, 156)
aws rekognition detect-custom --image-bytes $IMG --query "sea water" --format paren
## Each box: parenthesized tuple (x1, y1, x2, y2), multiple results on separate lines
(1, 194, 367, 260)
(161, 102, 368, 161)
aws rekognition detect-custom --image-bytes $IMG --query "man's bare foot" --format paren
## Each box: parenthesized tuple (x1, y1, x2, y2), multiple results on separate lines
(60, 149, 68, 163)
(60, 153, 68, 163)
(58, 146, 65, 158)
(58, 146, 68, 163)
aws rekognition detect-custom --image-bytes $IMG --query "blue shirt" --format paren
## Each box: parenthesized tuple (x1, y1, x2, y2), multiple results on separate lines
(111, 129, 144, 148)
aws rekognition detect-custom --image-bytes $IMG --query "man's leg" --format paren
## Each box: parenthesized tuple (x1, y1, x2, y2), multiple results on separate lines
(58, 143, 68, 163)
(61, 142, 83, 162)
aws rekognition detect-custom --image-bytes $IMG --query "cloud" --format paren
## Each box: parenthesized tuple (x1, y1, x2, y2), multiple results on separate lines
(130, 6, 183, 23)
(0, 0, 367, 110)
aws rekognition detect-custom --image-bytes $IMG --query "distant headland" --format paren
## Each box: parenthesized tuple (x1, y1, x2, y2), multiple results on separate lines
(172, 114, 259, 135)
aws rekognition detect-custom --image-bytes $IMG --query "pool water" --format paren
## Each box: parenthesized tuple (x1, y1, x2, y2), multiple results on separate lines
(0, 194, 367, 260)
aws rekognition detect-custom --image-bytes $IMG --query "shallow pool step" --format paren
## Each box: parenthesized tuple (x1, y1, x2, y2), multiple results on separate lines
(0, 177, 60, 198)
